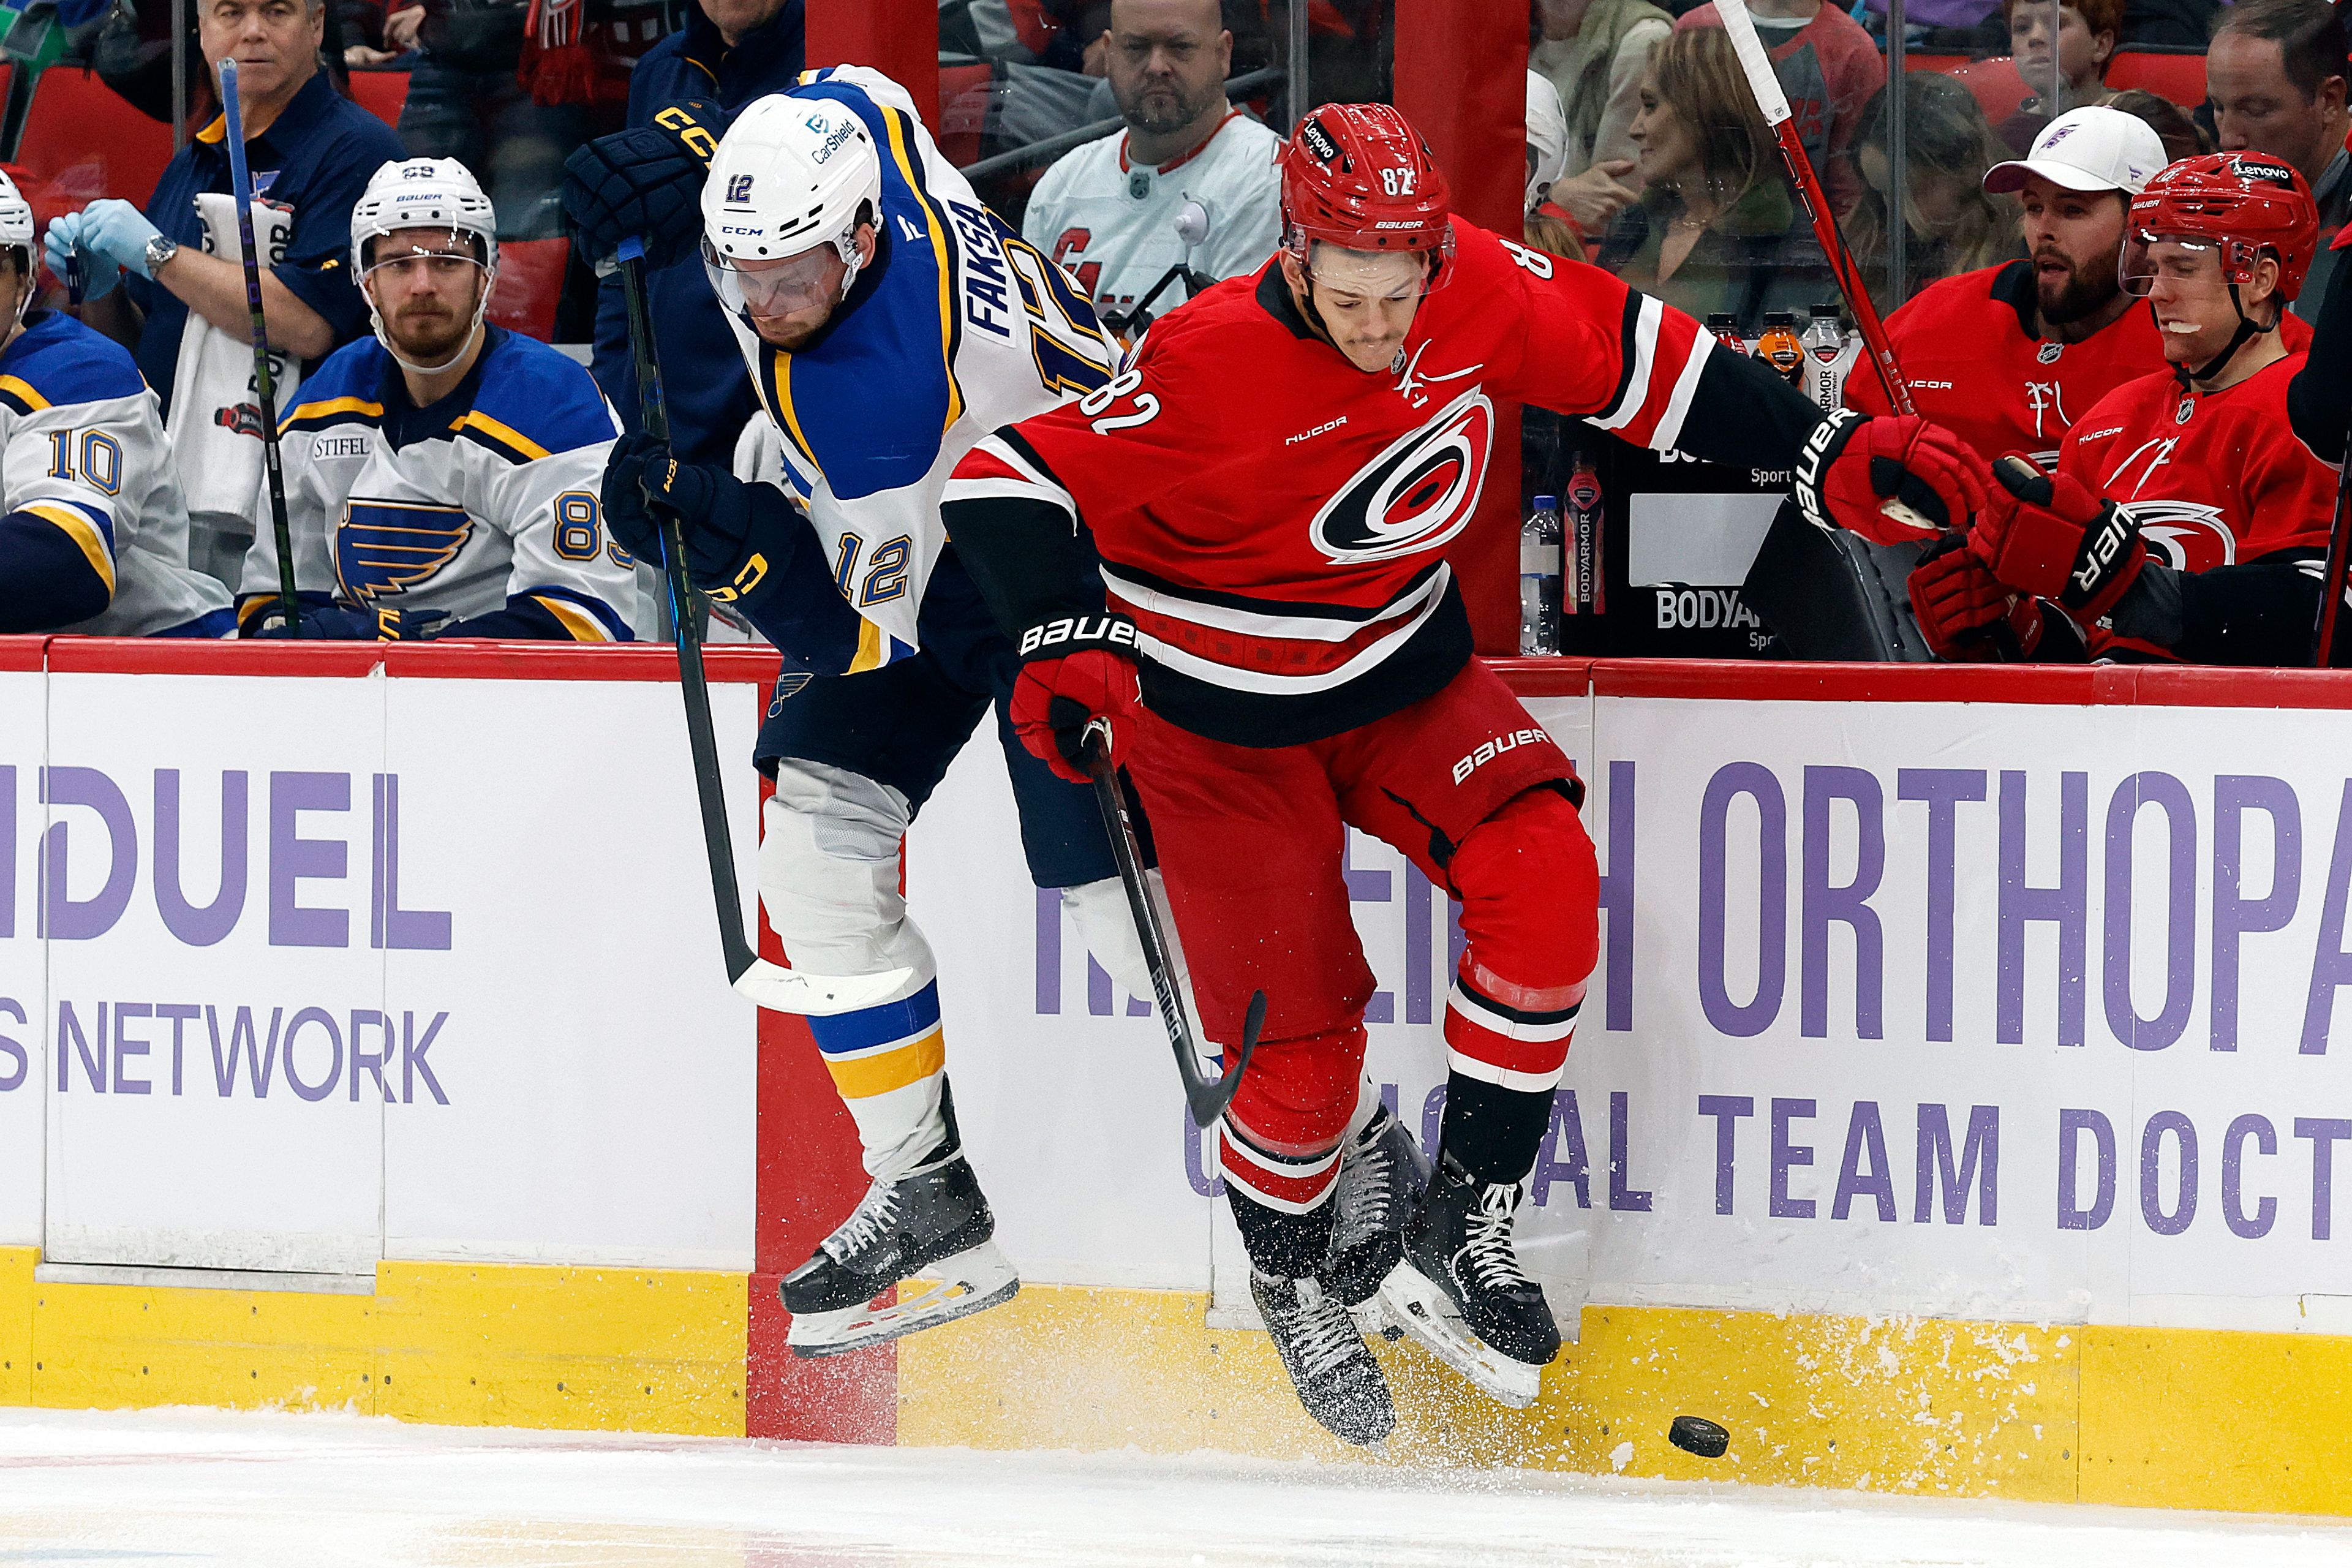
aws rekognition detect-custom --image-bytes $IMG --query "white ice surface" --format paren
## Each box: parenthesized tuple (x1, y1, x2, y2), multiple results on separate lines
(0, 1406, 2347, 1567)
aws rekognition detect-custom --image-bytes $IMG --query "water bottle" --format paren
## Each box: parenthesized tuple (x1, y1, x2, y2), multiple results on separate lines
(1565, 456, 1604, 616)
(1755, 311, 1804, 386)
(1520, 494, 1562, 655)
(1705, 312, 1746, 356)
(1801, 304, 1856, 410)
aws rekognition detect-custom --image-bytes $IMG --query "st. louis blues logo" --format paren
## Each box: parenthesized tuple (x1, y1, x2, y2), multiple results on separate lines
(336, 499, 471, 603)
(1308, 387, 1493, 564)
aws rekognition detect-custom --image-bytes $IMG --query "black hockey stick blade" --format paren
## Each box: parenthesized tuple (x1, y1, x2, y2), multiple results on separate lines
(1084, 725, 1256, 1127)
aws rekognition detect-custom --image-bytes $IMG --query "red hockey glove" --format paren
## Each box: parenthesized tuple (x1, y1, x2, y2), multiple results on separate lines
(1793, 409, 1986, 546)
(1011, 612, 1144, 785)
(1908, 535, 2049, 662)
(1973, 453, 2146, 623)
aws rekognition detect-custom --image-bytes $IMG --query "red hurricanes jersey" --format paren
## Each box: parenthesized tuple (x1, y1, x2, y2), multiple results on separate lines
(949, 219, 1744, 744)
(2061, 352, 2335, 573)
(1845, 259, 2317, 469)
(1845, 260, 2168, 468)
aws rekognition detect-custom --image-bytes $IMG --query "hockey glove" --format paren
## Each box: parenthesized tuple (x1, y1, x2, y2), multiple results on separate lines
(1793, 409, 1986, 547)
(1011, 612, 1144, 785)
(1908, 534, 2049, 662)
(246, 600, 451, 640)
(1973, 452, 2147, 623)
(561, 99, 723, 271)
(601, 431, 772, 601)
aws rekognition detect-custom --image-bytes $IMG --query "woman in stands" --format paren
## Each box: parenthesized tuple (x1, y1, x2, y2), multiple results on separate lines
(1594, 28, 1819, 331)
(1845, 73, 2022, 310)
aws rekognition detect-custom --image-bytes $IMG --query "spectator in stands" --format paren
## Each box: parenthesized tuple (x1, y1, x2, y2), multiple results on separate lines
(1844, 75, 2022, 312)
(386, 0, 589, 241)
(46, 0, 406, 588)
(2100, 86, 2212, 161)
(1595, 28, 1815, 330)
(1999, 0, 2120, 148)
(2207, 0, 2349, 317)
(1524, 69, 1589, 259)
(1675, 0, 1881, 217)
(1912, 153, 2337, 665)
(562, 0, 804, 469)
(1022, 0, 1282, 333)
(241, 160, 644, 641)
(1847, 107, 2169, 467)
(0, 173, 232, 637)
(1529, 0, 1665, 239)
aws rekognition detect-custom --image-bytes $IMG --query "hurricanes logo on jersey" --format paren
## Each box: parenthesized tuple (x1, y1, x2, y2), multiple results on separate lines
(2124, 499, 2236, 573)
(1308, 387, 1493, 564)
(337, 499, 472, 603)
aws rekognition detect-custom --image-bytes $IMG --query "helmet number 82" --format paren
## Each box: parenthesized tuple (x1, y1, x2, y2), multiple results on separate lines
(1381, 167, 1416, 197)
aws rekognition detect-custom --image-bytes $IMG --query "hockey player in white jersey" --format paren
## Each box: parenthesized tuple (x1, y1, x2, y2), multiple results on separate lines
(592, 66, 1398, 1359)
(241, 160, 646, 641)
(0, 172, 232, 638)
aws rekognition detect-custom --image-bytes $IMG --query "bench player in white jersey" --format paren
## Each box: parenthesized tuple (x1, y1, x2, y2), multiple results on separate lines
(601, 66, 1271, 1358)
(240, 160, 646, 641)
(1020, 0, 1283, 333)
(944, 104, 1985, 1442)
(0, 172, 232, 638)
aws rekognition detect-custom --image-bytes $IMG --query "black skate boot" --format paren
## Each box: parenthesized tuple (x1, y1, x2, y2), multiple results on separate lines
(782, 1136, 1018, 1358)
(1377, 1152, 1558, 1408)
(1325, 1102, 1430, 1332)
(1251, 1268, 1396, 1446)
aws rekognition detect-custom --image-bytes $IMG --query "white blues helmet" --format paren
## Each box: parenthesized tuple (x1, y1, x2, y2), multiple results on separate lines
(351, 157, 499, 276)
(350, 159, 498, 374)
(0, 169, 32, 250)
(701, 93, 884, 320)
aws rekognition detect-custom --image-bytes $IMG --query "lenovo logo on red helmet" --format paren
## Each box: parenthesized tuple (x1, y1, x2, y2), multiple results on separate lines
(1300, 120, 1341, 165)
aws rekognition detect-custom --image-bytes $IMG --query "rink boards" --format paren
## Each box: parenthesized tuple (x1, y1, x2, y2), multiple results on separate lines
(3, 641, 2352, 1515)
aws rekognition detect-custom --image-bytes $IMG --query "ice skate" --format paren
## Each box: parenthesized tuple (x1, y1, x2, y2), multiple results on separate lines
(1251, 1268, 1395, 1446)
(782, 1142, 1018, 1357)
(1325, 1102, 1430, 1336)
(1376, 1152, 1556, 1408)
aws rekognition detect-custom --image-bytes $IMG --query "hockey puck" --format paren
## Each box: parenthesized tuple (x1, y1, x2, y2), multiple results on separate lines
(1667, 1415, 1729, 1458)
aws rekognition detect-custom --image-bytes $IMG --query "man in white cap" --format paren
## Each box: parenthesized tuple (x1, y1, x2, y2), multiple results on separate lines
(1845, 106, 2312, 469)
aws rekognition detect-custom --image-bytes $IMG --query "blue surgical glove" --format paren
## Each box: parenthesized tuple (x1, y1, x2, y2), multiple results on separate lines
(67, 198, 165, 281)
(42, 213, 119, 302)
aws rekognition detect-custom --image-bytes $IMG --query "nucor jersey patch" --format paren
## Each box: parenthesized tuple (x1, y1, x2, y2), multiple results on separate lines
(1307, 386, 1494, 564)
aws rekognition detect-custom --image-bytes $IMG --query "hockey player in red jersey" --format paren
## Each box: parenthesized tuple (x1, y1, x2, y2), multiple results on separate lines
(1913, 151, 2338, 665)
(940, 104, 1983, 1444)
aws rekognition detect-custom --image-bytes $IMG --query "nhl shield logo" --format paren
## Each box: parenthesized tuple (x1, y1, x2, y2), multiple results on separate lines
(2176, 396, 2195, 425)
(1308, 387, 1494, 564)
(2037, 341, 2063, 364)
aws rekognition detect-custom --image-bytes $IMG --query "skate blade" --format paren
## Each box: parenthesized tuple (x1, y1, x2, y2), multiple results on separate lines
(786, 1241, 1019, 1359)
(1374, 1260, 1545, 1409)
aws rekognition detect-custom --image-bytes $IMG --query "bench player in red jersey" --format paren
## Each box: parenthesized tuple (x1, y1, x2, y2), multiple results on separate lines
(940, 104, 1984, 1443)
(1913, 152, 2339, 665)
(1848, 109, 2315, 471)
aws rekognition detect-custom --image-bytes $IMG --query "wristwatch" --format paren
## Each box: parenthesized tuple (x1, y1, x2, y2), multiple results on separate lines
(143, 233, 180, 275)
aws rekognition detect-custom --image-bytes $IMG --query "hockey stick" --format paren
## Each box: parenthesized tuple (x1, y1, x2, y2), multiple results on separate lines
(217, 58, 300, 638)
(1716, 0, 1913, 417)
(2315, 435, 2352, 666)
(614, 236, 913, 1016)
(1082, 722, 1261, 1128)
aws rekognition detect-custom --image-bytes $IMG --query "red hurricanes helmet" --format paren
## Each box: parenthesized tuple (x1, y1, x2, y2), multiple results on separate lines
(1278, 104, 1455, 270)
(2122, 151, 2320, 302)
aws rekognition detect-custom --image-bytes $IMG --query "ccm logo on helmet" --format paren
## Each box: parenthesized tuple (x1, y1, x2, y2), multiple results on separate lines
(1019, 616, 1139, 657)
(1452, 728, 1551, 786)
